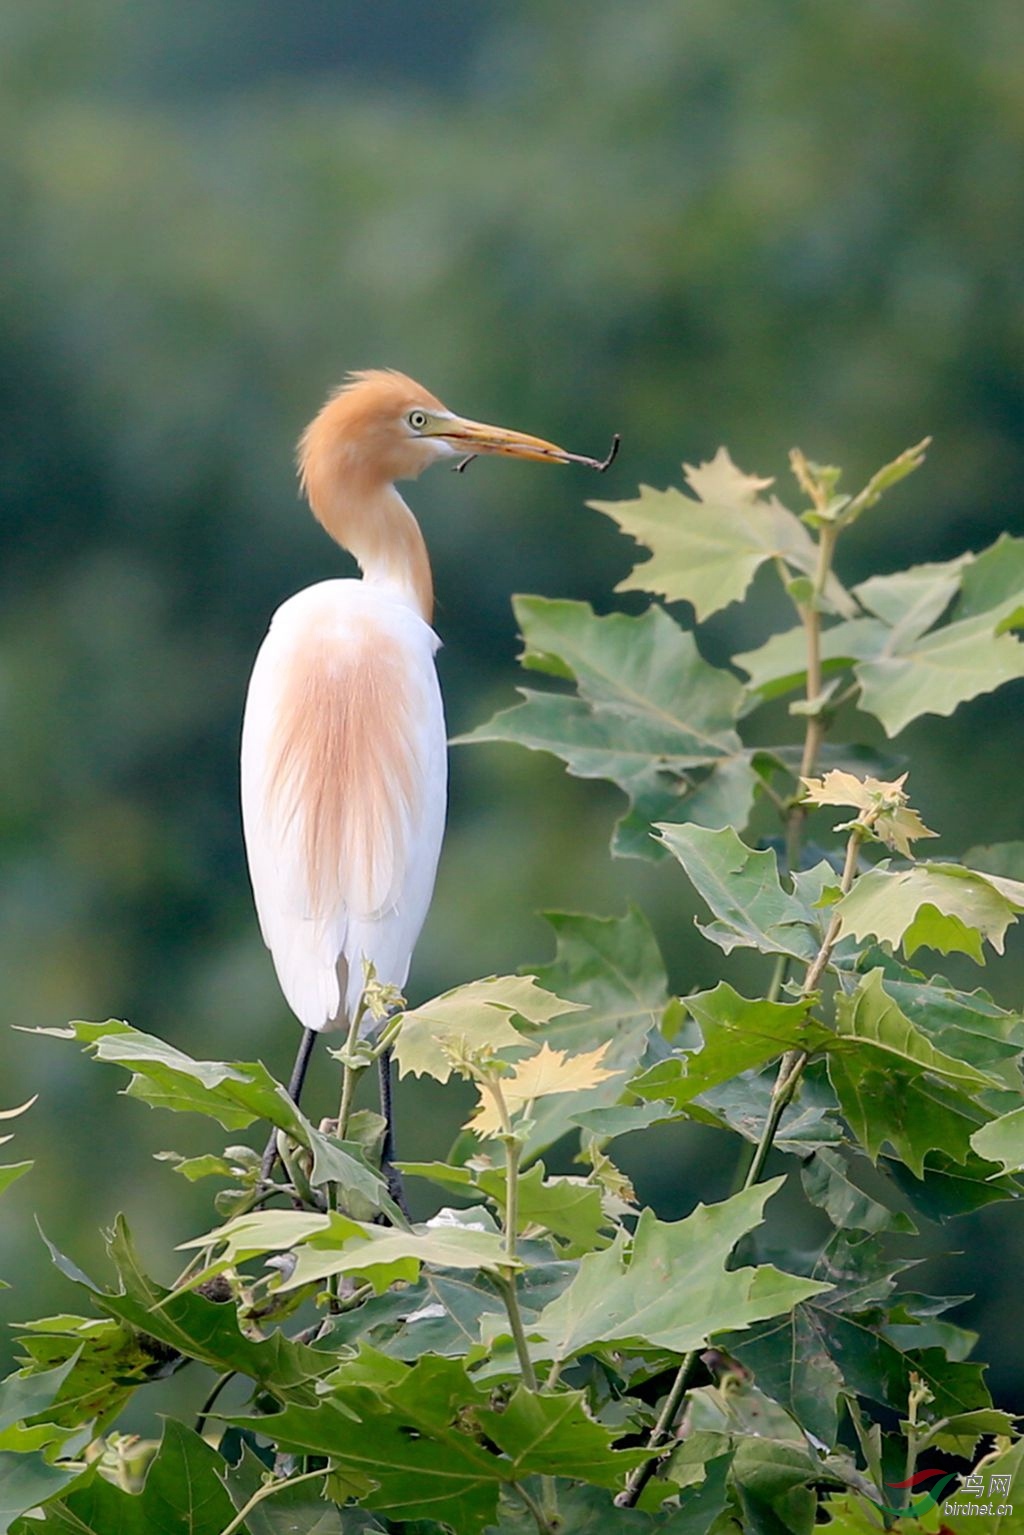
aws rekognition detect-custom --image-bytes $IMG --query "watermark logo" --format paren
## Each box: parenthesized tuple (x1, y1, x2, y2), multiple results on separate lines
(877, 1468, 1014, 1521)
(879, 1470, 956, 1518)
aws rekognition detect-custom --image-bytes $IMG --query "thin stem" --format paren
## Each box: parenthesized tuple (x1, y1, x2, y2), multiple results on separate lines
(797, 524, 836, 778)
(757, 773, 789, 815)
(741, 1049, 808, 1190)
(729, 952, 791, 1192)
(766, 952, 789, 1004)
(899, 1375, 931, 1518)
(497, 1273, 538, 1392)
(217, 1467, 329, 1535)
(783, 516, 840, 876)
(804, 827, 861, 994)
(325, 1001, 370, 1311)
(901, 1431, 918, 1517)
(194, 1370, 236, 1437)
(743, 825, 863, 1192)
(478, 1076, 541, 1392)
(615, 1349, 699, 1508)
(504, 1136, 521, 1266)
(511, 1479, 556, 1535)
(335, 998, 368, 1143)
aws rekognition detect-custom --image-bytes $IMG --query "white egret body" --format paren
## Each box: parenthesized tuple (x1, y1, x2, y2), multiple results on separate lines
(242, 577, 446, 1033)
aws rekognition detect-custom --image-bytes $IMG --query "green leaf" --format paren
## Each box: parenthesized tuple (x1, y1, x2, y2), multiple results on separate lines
(590, 450, 852, 620)
(882, 975, 1024, 1080)
(194, 1206, 512, 1296)
(475, 1387, 648, 1484)
(487, 1482, 663, 1533)
(734, 618, 886, 702)
(738, 537, 1024, 733)
(656, 824, 820, 961)
(723, 1307, 846, 1449)
(970, 1106, 1024, 1173)
(51, 1018, 299, 1129)
(284, 1220, 511, 1295)
(303, 1130, 392, 1212)
(852, 552, 968, 638)
(459, 598, 754, 858)
(818, 1492, 893, 1532)
(839, 438, 931, 528)
(394, 974, 580, 1083)
(632, 986, 831, 1108)
(830, 1049, 984, 1178)
(726, 1233, 990, 1447)
(801, 1149, 916, 1235)
(955, 531, 1024, 619)
(482, 1163, 611, 1253)
(219, 1445, 344, 1535)
(530, 1180, 829, 1364)
(660, 1450, 734, 1534)
(401, 1159, 611, 1253)
(891, 1152, 1022, 1229)
(570, 1100, 679, 1140)
(833, 863, 1024, 963)
(696, 1059, 845, 1152)
(8, 1316, 144, 1435)
(833, 971, 1002, 1094)
(155, 1151, 240, 1183)
(856, 608, 1024, 736)
(924, 1407, 1018, 1459)
(522, 907, 674, 1156)
(232, 1354, 503, 1535)
(0, 1165, 31, 1200)
(0, 1356, 82, 1437)
(0, 1451, 81, 1534)
(320, 1263, 572, 1366)
(12, 1420, 237, 1535)
(78, 1217, 336, 1396)
(731, 1436, 820, 1535)
(851, 535, 1024, 734)
(43, 1019, 388, 1208)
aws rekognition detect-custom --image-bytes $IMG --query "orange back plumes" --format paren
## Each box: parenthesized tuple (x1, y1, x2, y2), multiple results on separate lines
(265, 616, 421, 921)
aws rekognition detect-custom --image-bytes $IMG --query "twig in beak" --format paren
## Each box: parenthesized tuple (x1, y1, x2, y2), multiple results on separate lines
(592, 433, 620, 472)
(453, 455, 478, 474)
(548, 433, 622, 472)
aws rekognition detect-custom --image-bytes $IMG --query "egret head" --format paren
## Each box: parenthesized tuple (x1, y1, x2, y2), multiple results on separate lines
(298, 369, 583, 500)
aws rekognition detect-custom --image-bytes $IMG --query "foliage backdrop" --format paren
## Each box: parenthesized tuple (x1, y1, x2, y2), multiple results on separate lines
(2, 0, 1024, 1404)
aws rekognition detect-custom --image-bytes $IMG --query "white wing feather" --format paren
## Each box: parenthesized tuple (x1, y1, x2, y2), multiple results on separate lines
(241, 579, 447, 1032)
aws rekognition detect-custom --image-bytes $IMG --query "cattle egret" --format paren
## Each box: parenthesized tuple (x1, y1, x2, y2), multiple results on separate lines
(242, 370, 614, 1179)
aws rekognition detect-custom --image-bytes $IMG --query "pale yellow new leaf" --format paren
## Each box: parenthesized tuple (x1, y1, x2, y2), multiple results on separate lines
(469, 1043, 618, 1137)
(800, 770, 937, 859)
(800, 768, 907, 812)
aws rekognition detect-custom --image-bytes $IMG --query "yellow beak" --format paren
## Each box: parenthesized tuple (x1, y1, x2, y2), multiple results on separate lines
(434, 414, 619, 471)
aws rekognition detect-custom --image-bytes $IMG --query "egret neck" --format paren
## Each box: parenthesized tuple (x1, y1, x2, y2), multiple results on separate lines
(302, 472, 434, 624)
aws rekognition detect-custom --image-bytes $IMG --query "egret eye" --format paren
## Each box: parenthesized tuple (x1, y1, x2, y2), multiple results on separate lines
(407, 410, 429, 432)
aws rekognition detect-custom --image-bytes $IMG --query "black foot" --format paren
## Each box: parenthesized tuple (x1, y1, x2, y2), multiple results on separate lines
(382, 1158, 410, 1220)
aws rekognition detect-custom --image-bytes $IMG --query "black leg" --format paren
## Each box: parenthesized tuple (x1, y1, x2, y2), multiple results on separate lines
(377, 1047, 408, 1215)
(261, 1027, 318, 1181)
(378, 1047, 395, 1165)
(287, 1027, 318, 1105)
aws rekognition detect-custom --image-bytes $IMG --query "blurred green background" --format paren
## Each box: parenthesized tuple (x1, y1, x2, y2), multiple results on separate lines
(3, 0, 1023, 1412)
